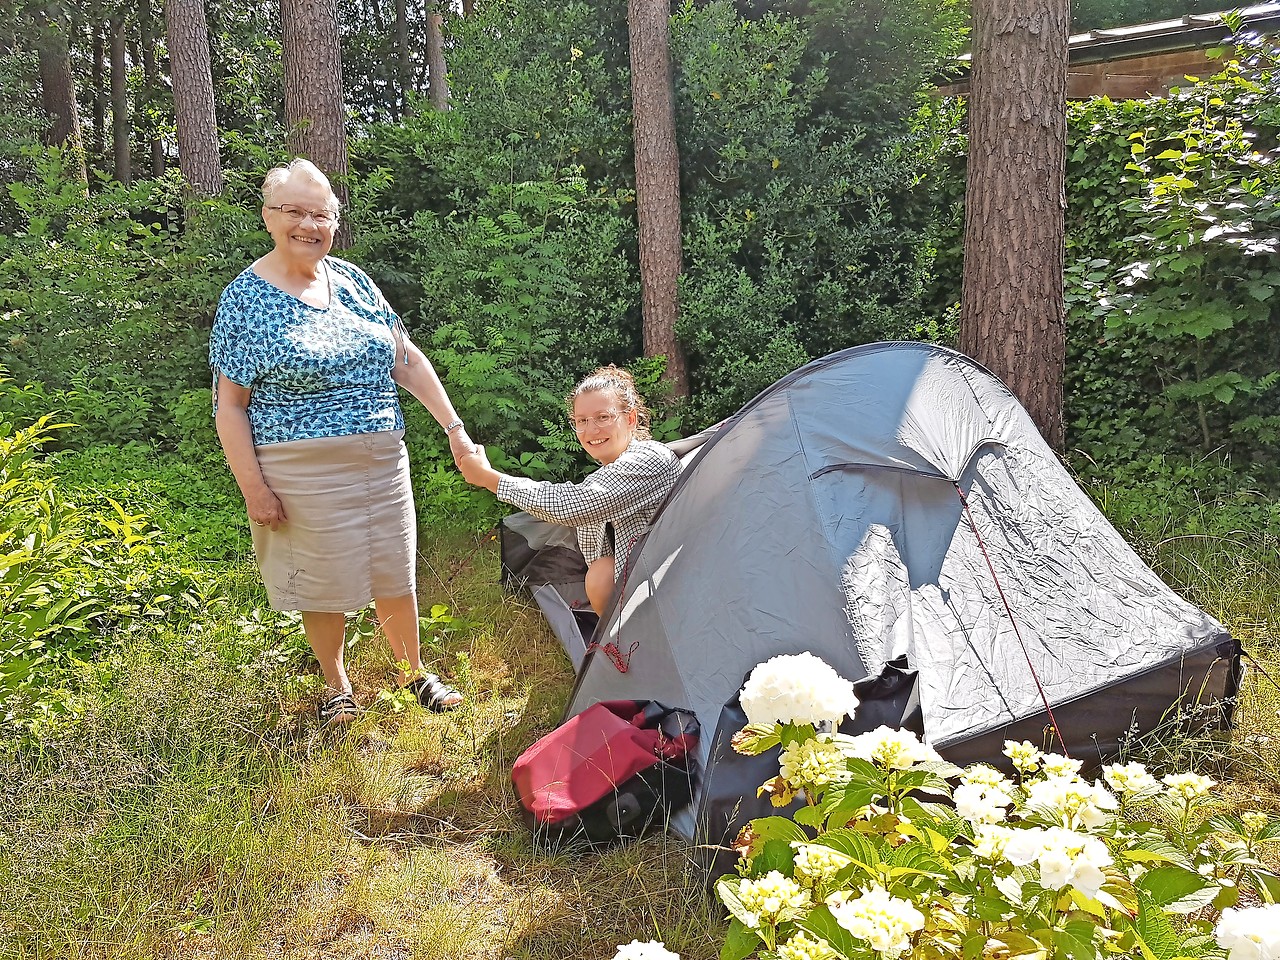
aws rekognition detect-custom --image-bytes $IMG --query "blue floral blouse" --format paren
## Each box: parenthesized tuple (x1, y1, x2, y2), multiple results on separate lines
(210, 257, 407, 446)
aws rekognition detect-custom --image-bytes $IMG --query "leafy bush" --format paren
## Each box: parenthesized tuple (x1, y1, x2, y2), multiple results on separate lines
(704, 654, 1280, 960)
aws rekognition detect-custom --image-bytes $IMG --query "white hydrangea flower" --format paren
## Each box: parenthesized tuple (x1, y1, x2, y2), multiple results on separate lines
(1036, 827, 1112, 897)
(1162, 771, 1217, 802)
(827, 885, 925, 957)
(1001, 827, 1047, 867)
(736, 871, 812, 928)
(777, 931, 840, 960)
(792, 843, 854, 886)
(1003, 740, 1043, 774)
(740, 653, 860, 727)
(972, 824, 1017, 861)
(614, 941, 681, 960)
(1102, 761, 1162, 799)
(961, 764, 1013, 790)
(1039, 753, 1084, 779)
(1022, 776, 1118, 831)
(1215, 905, 1280, 960)
(954, 782, 1013, 825)
(780, 736, 849, 789)
(843, 725, 941, 771)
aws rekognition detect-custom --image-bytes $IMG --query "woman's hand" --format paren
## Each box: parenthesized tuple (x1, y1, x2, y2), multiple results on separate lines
(449, 426, 478, 466)
(457, 445, 501, 492)
(245, 484, 288, 531)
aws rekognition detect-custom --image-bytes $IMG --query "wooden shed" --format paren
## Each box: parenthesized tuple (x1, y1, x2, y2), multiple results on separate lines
(937, 2, 1280, 99)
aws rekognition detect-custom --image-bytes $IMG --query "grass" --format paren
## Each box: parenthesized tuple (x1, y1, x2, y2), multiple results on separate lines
(0, 528, 722, 960)
(2, 463, 1279, 959)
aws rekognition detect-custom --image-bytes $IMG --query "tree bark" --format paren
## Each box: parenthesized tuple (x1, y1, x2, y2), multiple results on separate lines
(959, 0, 1070, 450)
(165, 0, 224, 199)
(281, 0, 350, 241)
(395, 0, 411, 116)
(92, 19, 106, 159)
(33, 6, 88, 183)
(280, 1, 347, 172)
(462, 0, 475, 16)
(425, 3, 449, 111)
(139, 0, 164, 175)
(628, 0, 688, 399)
(109, 13, 130, 185)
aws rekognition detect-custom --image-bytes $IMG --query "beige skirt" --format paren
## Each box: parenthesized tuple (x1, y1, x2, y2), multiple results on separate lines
(250, 430, 416, 612)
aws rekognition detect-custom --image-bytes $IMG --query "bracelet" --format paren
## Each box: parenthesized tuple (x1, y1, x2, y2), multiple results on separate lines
(444, 418, 464, 434)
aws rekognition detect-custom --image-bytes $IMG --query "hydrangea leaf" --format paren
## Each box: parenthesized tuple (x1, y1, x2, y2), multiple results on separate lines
(719, 919, 759, 960)
(1137, 866, 1219, 914)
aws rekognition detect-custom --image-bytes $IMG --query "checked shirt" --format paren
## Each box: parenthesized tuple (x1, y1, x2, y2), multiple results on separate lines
(496, 438, 681, 583)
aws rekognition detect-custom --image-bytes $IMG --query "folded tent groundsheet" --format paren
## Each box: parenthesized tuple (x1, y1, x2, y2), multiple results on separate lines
(506, 342, 1240, 862)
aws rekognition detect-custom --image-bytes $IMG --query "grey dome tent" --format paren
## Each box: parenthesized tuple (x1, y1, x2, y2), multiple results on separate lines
(501, 342, 1239, 862)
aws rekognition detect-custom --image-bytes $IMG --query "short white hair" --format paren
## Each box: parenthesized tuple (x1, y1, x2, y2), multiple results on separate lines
(261, 158, 340, 212)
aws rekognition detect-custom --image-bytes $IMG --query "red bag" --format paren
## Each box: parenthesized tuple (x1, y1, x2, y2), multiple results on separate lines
(512, 700, 698, 846)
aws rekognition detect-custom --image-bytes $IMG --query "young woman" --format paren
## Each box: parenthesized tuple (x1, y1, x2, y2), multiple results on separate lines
(457, 366, 681, 615)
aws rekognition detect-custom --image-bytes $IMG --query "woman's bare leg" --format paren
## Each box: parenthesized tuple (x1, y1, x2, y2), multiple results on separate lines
(301, 610, 350, 693)
(585, 556, 616, 617)
(374, 593, 422, 685)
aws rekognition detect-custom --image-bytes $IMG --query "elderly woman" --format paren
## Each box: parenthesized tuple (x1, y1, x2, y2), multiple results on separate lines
(458, 365, 680, 616)
(211, 158, 474, 724)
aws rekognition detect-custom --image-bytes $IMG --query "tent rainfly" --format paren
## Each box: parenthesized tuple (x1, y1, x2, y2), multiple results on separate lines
(501, 342, 1240, 868)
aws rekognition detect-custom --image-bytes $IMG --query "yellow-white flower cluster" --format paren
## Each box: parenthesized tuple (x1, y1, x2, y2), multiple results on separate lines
(777, 931, 840, 960)
(843, 725, 941, 771)
(961, 764, 1013, 791)
(792, 842, 853, 887)
(1162, 771, 1217, 802)
(740, 653, 860, 727)
(1003, 740, 1043, 774)
(1021, 775, 1118, 831)
(827, 885, 926, 957)
(1002, 826, 1113, 898)
(737, 871, 812, 928)
(954, 782, 1014, 824)
(1102, 761, 1162, 799)
(972, 824, 1016, 861)
(613, 941, 681, 960)
(1039, 753, 1084, 779)
(780, 736, 849, 789)
(1215, 905, 1280, 960)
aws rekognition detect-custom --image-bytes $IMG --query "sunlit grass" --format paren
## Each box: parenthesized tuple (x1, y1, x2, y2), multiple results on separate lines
(3, 488, 1278, 959)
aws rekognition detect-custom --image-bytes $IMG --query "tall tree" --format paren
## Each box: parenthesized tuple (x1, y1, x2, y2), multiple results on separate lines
(139, 0, 162, 175)
(281, 0, 349, 227)
(959, 0, 1069, 449)
(90, 18, 105, 159)
(395, 0, 411, 116)
(165, 0, 222, 198)
(108, 11, 129, 184)
(33, 4, 88, 183)
(628, 0, 688, 400)
(425, 1, 448, 110)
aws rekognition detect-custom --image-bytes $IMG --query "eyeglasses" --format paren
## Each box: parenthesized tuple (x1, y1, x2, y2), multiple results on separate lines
(267, 204, 340, 226)
(570, 411, 624, 432)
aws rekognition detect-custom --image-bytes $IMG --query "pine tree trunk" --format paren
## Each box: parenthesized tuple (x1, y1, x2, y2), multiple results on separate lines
(33, 7, 88, 183)
(165, 0, 223, 199)
(628, 0, 688, 400)
(109, 14, 130, 185)
(139, 0, 163, 175)
(425, 3, 448, 111)
(281, 0, 350, 243)
(959, 0, 1069, 450)
(92, 19, 106, 160)
(461, 0, 475, 15)
(395, 0, 411, 117)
